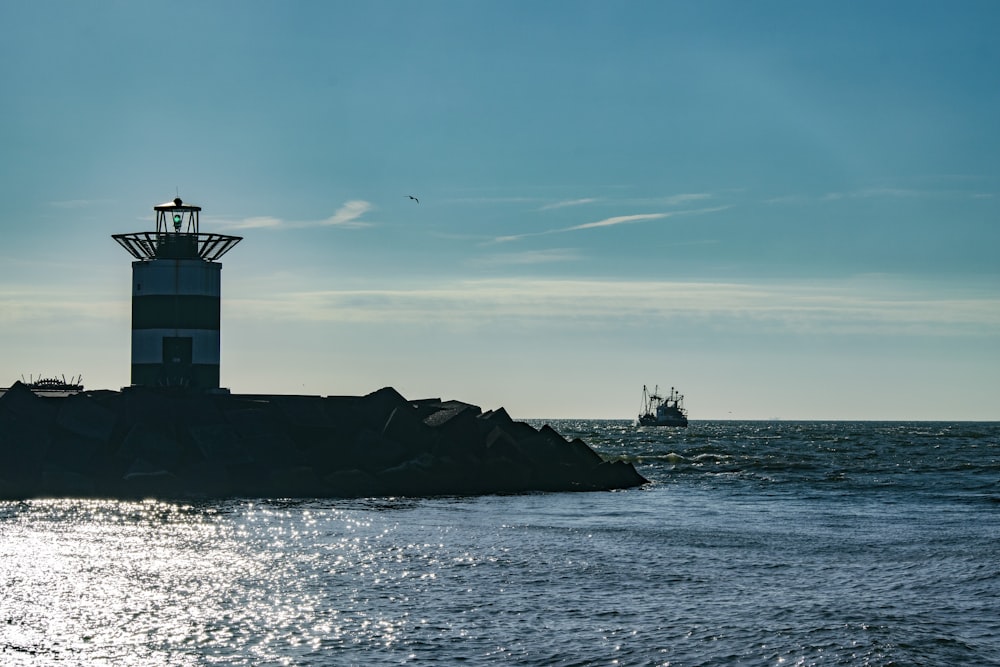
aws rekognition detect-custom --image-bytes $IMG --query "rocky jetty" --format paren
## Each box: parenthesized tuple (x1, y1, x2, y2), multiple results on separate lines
(0, 382, 647, 500)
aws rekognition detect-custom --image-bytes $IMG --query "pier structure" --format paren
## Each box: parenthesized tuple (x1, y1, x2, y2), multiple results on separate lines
(112, 198, 241, 390)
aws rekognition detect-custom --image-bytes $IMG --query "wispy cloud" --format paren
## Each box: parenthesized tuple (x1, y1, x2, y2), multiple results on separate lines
(654, 193, 713, 206)
(538, 193, 713, 210)
(822, 187, 924, 201)
(4, 278, 997, 341)
(767, 187, 968, 205)
(0, 286, 127, 325)
(467, 248, 582, 267)
(223, 277, 1000, 337)
(446, 196, 542, 205)
(322, 200, 372, 227)
(565, 212, 670, 231)
(539, 198, 600, 210)
(221, 200, 374, 230)
(492, 205, 730, 243)
(764, 194, 809, 205)
(589, 193, 715, 207)
(231, 216, 285, 229)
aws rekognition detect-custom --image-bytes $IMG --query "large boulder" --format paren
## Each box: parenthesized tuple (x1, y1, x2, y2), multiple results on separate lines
(0, 407, 52, 481)
(118, 421, 183, 470)
(0, 381, 58, 422)
(56, 394, 117, 444)
(424, 402, 486, 461)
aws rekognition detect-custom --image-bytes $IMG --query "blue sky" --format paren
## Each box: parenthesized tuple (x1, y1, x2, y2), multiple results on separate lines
(2, 1, 998, 419)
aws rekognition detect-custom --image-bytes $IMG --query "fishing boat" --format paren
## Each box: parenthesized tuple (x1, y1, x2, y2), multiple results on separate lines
(638, 385, 688, 427)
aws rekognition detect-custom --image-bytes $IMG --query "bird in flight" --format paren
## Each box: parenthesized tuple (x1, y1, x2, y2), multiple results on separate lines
(406, 195, 419, 204)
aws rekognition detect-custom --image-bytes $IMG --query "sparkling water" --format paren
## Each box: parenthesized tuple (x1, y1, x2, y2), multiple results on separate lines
(2, 421, 998, 665)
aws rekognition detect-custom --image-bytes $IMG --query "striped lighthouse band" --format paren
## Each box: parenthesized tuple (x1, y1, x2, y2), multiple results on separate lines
(129, 258, 224, 389)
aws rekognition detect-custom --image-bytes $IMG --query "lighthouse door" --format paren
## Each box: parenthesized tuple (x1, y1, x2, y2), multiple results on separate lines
(162, 336, 193, 386)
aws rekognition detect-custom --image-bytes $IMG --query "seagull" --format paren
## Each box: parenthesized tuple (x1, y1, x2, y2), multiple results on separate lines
(406, 195, 419, 204)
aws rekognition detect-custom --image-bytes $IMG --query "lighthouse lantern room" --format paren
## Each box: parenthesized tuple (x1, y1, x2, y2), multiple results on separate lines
(113, 198, 242, 390)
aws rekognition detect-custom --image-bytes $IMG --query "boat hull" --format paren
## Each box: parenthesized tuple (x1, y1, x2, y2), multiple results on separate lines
(638, 413, 688, 427)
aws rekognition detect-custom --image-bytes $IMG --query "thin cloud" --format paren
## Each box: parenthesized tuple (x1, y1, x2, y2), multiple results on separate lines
(566, 212, 670, 231)
(655, 193, 713, 206)
(770, 189, 930, 204)
(764, 194, 809, 205)
(224, 277, 1000, 337)
(539, 198, 600, 210)
(221, 200, 374, 230)
(609, 193, 715, 207)
(230, 216, 284, 229)
(446, 196, 542, 205)
(322, 200, 372, 227)
(822, 187, 923, 201)
(566, 205, 729, 230)
(468, 248, 582, 267)
(539, 193, 711, 210)
(491, 205, 730, 243)
(492, 234, 531, 244)
(0, 286, 127, 324)
(819, 187, 995, 203)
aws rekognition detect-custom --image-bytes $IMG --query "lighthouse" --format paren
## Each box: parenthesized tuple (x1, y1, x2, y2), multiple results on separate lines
(112, 198, 242, 390)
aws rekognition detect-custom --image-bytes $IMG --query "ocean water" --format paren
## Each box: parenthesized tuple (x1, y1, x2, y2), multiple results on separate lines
(1, 420, 998, 666)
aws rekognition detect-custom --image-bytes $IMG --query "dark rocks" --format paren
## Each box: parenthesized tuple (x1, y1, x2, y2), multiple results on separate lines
(0, 381, 648, 500)
(57, 394, 117, 444)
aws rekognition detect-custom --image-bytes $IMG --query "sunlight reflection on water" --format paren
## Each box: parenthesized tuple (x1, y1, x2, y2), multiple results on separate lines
(0, 499, 428, 665)
(5, 497, 568, 665)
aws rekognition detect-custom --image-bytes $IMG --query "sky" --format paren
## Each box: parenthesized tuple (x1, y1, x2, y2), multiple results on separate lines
(1, 1, 998, 420)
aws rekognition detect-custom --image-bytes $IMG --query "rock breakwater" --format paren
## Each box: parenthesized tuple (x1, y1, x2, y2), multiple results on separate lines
(0, 382, 647, 500)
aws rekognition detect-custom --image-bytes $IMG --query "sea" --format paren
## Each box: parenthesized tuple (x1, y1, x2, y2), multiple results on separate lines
(1, 420, 998, 666)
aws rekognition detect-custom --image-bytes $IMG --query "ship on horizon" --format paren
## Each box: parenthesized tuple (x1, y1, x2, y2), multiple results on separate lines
(637, 385, 688, 427)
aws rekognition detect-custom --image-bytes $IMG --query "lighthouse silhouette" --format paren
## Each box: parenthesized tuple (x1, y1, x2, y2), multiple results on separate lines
(113, 198, 242, 390)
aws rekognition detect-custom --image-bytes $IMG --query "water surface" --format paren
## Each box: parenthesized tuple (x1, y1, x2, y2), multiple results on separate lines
(2, 421, 998, 665)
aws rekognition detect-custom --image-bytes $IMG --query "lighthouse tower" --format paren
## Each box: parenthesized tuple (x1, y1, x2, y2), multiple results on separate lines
(112, 198, 242, 390)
